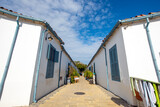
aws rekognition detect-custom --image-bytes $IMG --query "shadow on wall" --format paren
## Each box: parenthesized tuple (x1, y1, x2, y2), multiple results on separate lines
(111, 97, 132, 107)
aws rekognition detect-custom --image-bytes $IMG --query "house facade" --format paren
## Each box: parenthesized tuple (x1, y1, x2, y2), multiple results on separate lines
(0, 7, 77, 107)
(87, 12, 160, 105)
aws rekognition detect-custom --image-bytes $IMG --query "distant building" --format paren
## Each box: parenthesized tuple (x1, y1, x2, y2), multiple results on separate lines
(87, 12, 160, 106)
(0, 7, 77, 106)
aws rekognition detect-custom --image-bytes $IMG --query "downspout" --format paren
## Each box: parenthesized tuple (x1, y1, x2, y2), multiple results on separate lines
(58, 50, 63, 88)
(0, 16, 20, 99)
(33, 28, 48, 103)
(145, 18, 160, 82)
(103, 46, 109, 90)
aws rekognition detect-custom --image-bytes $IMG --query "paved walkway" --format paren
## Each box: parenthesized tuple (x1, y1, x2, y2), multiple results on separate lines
(30, 76, 131, 107)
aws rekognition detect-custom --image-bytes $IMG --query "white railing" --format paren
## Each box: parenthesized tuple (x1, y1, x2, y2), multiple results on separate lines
(130, 77, 160, 107)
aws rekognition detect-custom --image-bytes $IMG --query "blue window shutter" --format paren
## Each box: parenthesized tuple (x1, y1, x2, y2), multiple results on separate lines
(46, 60, 54, 78)
(47, 44, 55, 61)
(46, 44, 56, 79)
(94, 63, 96, 74)
(68, 63, 70, 71)
(50, 46, 55, 61)
(47, 44, 51, 59)
(109, 44, 120, 82)
(54, 50, 59, 62)
(47, 44, 56, 61)
(115, 46, 120, 81)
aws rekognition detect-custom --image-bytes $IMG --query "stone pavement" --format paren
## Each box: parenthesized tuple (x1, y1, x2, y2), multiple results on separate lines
(30, 76, 131, 107)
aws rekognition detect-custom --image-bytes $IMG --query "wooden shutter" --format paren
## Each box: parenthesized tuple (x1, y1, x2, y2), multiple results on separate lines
(47, 44, 51, 59)
(47, 44, 55, 61)
(54, 50, 59, 62)
(46, 44, 55, 78)
(109, 45, 120, 82)
(46, 60, 54, 78)
(94, 63, 96, 74)
(50, 45, 55, 61)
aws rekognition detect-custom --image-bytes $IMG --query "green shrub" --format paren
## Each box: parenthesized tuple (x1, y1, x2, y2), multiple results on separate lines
(69, 66, 80, 83)
(84, 70, 93, 79)
(71, 76, 74, 83)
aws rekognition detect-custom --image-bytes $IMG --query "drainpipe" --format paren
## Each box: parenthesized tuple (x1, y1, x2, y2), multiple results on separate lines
(58, 50, 63, 88)
(0, 16, 20, 99)
(33, 28, 48, 103)
(103, 46, 109, 90)
(145, 18, 160, 82)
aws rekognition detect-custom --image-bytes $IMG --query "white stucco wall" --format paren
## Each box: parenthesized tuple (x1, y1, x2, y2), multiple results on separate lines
(148, 19, 160, 72)
(59, 52, 70, 86)
(0, 17, 16, 82)
(34, 30, 62, 101)
(32, 30, 78, 101)
(59, 52, 78, 86)
(0, 15, 77, 106)
(0, 17, 41, 107)
(89, 49, 108, 89)
(105, 27, 135, 105)
(88, 27, 136, 105)
(122, 19, 159, 82)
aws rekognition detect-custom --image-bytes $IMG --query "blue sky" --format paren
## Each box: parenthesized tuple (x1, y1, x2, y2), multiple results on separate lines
(1, 0, 160, 64)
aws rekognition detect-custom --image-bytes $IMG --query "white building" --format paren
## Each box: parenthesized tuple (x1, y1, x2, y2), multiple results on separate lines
(87, 12, 160, 106)
(0, 7, 77, 107)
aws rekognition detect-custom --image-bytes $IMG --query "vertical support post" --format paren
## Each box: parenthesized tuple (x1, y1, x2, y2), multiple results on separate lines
(58, 50, 63, 88)
(145, 18, 160, 82)
(0, 16, 20, 99)
(103, 46, 110, 90)
(33, 28, 48, 103)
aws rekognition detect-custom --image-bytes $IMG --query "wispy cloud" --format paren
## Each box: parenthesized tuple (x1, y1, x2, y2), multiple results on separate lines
(0, 0, 113, 64)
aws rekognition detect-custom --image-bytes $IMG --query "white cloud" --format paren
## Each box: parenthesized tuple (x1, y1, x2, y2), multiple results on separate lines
(80, 23, 88, 28)
(101, 21, 106, 25)
(0, 0, 111, 64)
(107, 3, 111, 7)
(95, 16, 101, 21)
(102, 8, 109, 13)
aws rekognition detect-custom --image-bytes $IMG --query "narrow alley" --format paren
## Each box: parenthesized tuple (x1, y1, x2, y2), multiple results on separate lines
(30, 76, 130, 107)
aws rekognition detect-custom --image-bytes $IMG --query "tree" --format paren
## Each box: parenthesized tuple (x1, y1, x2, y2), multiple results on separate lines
(74, 61, 87, 72)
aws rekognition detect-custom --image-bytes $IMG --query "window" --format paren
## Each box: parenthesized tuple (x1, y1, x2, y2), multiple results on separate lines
(68, 63, 70, 72)
(93, 63, 95, 74)
(91, 65, 93, 72)
(67, 63, 70, 77)
(46, 44, 59, 78)
(89, 66, 91, 71)
(109, 44, 120, 82)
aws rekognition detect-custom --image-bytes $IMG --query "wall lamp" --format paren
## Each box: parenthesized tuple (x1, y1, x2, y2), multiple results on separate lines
(48, 36, 53, 41)
(45, 33, 53, 41)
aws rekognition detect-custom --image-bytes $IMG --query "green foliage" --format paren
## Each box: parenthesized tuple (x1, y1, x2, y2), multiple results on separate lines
(84, 70, 93, 79)
(71, 76, 74, 83)
(69, 66, 80, 83)
(74, 61, 87, 72)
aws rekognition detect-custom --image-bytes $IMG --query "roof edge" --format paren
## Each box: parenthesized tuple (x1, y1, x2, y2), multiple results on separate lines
(0, 8, 64, 44)
(61, 45, 77, 68)
(87, 20, 121, 67)
(87, 12, 160, 67)
(121, 12, 160, 23)
(0, 8, 45, 22)
(45, 22, 64, 44)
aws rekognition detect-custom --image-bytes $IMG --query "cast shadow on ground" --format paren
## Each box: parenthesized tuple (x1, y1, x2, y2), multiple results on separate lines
(111, 97, 132, 107)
